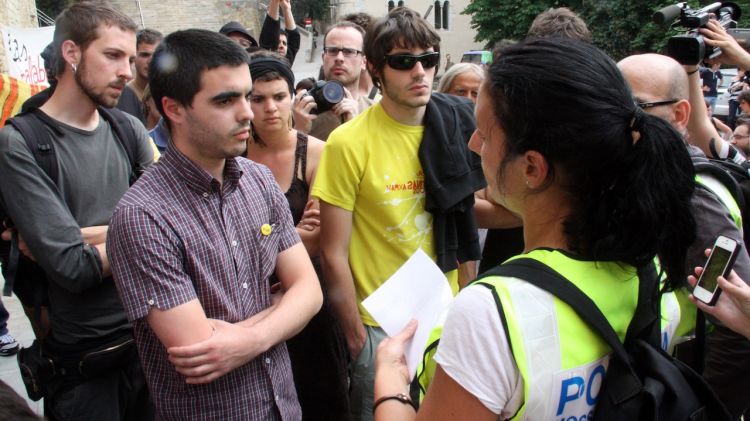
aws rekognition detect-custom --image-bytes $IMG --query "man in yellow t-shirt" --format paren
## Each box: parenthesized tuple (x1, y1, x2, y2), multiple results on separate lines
(311, 7, 484, 421)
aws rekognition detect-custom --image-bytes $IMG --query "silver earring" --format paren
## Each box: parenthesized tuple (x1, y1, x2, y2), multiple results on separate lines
(71, 63, 77, 73)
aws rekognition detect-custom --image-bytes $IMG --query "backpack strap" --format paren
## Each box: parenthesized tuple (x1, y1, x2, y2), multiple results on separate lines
(6, 109, 63, 185)
(3, 110, 64, 298)
(98, 107, 142, 185)
(480, 259, 632, 362)
(692, 158, 746, 212)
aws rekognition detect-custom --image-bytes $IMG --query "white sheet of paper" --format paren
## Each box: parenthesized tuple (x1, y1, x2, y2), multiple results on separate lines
(362, 249, 454, 379)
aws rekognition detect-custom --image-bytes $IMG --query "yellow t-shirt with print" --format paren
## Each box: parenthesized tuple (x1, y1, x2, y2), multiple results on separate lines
(312, 103, 458, 326)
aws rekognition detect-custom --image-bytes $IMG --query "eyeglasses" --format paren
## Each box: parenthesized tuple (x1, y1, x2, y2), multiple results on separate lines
(384, 52, 440, 71)
(731, 134, 750, 140)
(323, 47, 362, 58)
(636, 99, 680, 109)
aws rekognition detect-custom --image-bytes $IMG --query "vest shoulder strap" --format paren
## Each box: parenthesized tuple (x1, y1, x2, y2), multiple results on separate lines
(477, 258, 634, 364)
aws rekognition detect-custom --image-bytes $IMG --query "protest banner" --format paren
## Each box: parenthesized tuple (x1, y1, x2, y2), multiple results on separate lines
(2, 26, 55, 85)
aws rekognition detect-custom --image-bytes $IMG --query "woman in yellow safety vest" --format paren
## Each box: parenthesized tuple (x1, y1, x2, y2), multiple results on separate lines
(372, 37, 697, 420)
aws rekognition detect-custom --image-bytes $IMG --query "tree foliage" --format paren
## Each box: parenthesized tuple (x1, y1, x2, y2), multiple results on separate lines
(463, 0, 750, 61)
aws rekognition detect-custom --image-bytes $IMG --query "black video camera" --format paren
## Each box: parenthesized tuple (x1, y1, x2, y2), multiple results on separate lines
(306, 80, 345, 114)
(654, 2, 742, 65)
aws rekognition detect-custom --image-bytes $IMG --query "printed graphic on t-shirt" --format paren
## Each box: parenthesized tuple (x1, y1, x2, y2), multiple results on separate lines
(381, 170, 432, 245)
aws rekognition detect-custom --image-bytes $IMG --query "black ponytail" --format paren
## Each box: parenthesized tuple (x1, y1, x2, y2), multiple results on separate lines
(488, 38, 696, 288)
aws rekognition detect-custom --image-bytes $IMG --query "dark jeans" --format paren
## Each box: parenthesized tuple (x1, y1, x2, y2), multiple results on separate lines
(703, 325, 750, 419)
(729, 99, 740, 129)
(45, 357, 153, 421)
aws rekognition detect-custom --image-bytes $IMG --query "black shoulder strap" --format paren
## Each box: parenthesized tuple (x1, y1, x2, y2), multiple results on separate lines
(6, 109, 64, 185)
(3, 109, 63, 299)
(98, 107, 141, 184)
(478, 258, 632, 363)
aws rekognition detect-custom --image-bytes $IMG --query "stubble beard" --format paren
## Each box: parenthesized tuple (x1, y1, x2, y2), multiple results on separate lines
(186, 112, 251, 160)
(75, 58, 123, 108)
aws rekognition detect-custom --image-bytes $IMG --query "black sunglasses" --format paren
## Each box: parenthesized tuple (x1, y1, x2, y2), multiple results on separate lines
(384, 52, 440, 70)
(636, 99, 679, 109)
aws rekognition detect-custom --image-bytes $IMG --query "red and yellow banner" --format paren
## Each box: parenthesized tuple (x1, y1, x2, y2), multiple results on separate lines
(0, 74, 47, 127)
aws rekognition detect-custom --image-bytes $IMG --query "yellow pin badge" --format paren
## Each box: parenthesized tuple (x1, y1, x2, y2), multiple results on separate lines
(261, 223, 273, 236)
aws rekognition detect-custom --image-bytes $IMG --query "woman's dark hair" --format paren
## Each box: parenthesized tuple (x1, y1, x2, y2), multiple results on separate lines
(488, 38, 696, 289)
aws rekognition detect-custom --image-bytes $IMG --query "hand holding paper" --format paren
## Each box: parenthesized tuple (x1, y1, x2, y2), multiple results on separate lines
(363, 249, 454, 379)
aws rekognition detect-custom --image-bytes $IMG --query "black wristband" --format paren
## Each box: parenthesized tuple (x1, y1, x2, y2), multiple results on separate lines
(373, 393, 417, 413)
(687, 67, 700, 76)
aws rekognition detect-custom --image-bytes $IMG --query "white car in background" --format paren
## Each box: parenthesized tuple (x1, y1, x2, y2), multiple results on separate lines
(714, 67, 737, 122)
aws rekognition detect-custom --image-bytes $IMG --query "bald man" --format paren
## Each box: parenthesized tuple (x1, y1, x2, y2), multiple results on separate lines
(619, 53, 750, 419)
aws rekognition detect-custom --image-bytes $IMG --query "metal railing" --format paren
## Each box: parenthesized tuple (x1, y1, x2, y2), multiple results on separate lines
(36, 9, 55, 27)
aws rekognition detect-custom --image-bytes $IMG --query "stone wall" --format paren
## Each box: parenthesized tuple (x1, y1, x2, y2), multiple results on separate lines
(110, 0, 263, 40)
(0, 0, 39, 73)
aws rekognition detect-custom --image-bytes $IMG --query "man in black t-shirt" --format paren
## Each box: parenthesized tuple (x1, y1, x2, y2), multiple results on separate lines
(701, 62, 724, 109)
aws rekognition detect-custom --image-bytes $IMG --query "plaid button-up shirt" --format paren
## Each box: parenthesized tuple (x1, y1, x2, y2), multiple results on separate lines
(108, 144, 301, 420)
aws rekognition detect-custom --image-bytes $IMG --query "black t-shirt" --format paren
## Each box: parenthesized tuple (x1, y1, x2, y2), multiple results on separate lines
(701, 68, 723, 97)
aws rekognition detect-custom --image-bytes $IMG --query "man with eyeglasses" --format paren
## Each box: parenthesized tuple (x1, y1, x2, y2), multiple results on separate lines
(293, 21, 374, 141)
(312, 7, 484, 420)
(620, 51, 750, 419)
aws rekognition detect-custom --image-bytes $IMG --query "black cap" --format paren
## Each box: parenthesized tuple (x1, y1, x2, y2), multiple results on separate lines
(219, 21, 258, 47)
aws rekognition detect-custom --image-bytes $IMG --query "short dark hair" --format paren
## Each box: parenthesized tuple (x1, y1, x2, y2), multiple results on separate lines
(364, 7, 440, 89)
(342, 13, 373, 31)
(736, 117, 750, 130)
(53, 1, 137, 75)
(295, 77, 316, 93)
(526, 7, 591, 42)
(137, 28, 163, 47)
(323, 21, 366, 46)
(738, 90, 750, 104)
(149, 29, 249, 121)
(489, 38, 695, 289)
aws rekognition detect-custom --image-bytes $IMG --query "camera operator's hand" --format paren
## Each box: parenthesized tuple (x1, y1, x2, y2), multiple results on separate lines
(700, 19, 750, 69)
(293, 89, 317, 134)
(331, 88, 358, 123)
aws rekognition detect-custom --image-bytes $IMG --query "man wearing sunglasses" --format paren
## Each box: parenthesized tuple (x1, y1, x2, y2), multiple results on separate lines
(312, 7, 484, 420)
(294, 21, 374, 141)
(620, 52, 750, 419)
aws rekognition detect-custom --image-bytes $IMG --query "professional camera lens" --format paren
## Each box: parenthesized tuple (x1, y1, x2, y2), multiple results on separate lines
(321, 81, 344, 104)
(308, 80, 345, 114)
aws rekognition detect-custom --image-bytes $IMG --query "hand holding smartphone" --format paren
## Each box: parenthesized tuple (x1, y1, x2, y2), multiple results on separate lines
(694, 235, 741, 306)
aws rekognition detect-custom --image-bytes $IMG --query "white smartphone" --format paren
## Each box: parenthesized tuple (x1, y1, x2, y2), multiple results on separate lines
(694, 235, 740, 305)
